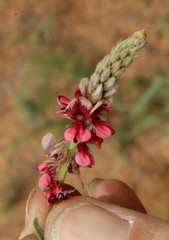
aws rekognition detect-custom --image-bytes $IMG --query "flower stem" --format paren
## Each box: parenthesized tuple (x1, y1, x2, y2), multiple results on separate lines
(58, 141, 77, 187)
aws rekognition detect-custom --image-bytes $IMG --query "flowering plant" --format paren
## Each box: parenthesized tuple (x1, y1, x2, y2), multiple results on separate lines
(37, 30, 147, 205)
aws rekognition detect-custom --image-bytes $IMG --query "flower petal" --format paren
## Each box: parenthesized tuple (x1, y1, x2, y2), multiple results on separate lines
(78, 96, 92, 118)
(38, 162, 52, 172)
(64, 126, 77, 141)
(88, 134, 103, 149)
(74, 86, 82, 97)
(42, 133, 56, 156)
(46, 189, 52, 200)
(57, 95, 71, 106)
(75, 151, 91, 167)
(66, 98, 78, 119)
(55, 108, 66, 114)
(76, 125, 91, 142)
(90, 100, 103, 114)
(38, 173, 52, 188)
(79, 78, 89, 97)
(75, 144, 94, 167)
(46, 190, 58, 204)
(53, 181, 62, 195)
(88, 154, 95, 167)
(95, 120, 115, 139)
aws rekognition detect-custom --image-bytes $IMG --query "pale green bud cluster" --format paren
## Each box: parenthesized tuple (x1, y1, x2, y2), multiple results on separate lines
(87, 30, 147, 105)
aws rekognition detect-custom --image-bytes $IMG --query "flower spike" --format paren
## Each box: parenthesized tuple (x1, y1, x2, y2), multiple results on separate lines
(37, 30, 147, 205)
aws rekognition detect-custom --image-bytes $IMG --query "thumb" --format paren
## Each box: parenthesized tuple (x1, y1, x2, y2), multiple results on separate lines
(44, 196, 169, 240)
(19, 184, 80, 239)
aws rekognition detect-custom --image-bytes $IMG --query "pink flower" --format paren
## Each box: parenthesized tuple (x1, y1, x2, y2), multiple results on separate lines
(58, 96, 93, 120)
(46, 181, 62, 204)
(94, 120, 115, 139)
(38, 172, 52, 189)
(37, 79, 117, 205)
(58, 96, 71, 106)
(39, 171, 66, 204)
(75, 144, 95, 167)
(58, 96, 93, 142)
(64, 122, 91, 142)
(57, 94, 115, 145)
(38, 161, 56, 174)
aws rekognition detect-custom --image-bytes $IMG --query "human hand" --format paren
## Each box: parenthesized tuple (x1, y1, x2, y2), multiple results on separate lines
(19, 179, 169, 240)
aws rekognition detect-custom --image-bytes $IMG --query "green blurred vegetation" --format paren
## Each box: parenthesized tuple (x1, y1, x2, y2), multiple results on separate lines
(115, 69, 169, 148)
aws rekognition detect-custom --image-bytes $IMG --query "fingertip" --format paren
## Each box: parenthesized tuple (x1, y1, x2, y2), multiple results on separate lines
(88, 179, 131, 198)
(19, 186, 52, 239)
(88, 179, 146, 213)
(87, 178, 104, 196)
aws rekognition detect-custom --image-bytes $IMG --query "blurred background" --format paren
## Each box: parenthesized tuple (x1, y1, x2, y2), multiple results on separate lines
(0, 0, 169, 239)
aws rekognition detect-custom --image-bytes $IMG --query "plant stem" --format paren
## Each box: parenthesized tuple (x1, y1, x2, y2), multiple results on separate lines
(58, 141, 77, 186)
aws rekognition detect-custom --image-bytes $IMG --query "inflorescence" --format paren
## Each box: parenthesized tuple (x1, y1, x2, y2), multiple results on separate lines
(37, 30, 147, 205)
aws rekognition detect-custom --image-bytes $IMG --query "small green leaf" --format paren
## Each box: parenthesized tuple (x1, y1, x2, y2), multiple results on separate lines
(33, 217, 44, 240)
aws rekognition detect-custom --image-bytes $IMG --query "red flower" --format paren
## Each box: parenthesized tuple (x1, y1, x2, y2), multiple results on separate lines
(94, 120, 115, 139)
(58, 96, 93, 142)
(38, 161, 56, 174)
(46, 181, 62, 204)
(57, 94, 115, 145)
(38, 172, 52, 189)
(57, 96, 92, 119)
(64, 122, 91, 142)
(75, 144, 95, 167)
(37, 79, 117, 205)
(58, 95, 71, 106)
(86, 121, 115, 148)
(38, 171, 64, 204)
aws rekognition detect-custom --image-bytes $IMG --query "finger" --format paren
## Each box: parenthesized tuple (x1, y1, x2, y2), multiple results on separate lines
(19, 186, 52, 239)
(87, 178, 146, 213)
(45, 196, 169, 240)
(19, 184, 80, 240)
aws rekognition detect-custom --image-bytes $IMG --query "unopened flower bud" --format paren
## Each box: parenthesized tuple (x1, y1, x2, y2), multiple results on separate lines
(103, 76, 116, 91)
(89, 73, 100, 93)
(100, 68, 111, 82)
(88, 30, 147, 105)
(90, 83, 103, 103)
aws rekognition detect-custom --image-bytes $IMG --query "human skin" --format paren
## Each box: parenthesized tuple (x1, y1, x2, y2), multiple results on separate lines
(19, 179, 169, 240)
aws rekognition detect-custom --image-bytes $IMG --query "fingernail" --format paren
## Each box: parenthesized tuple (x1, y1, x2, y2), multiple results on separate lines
(87, 178, 104, 196)
(51, 203, 129, 240)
